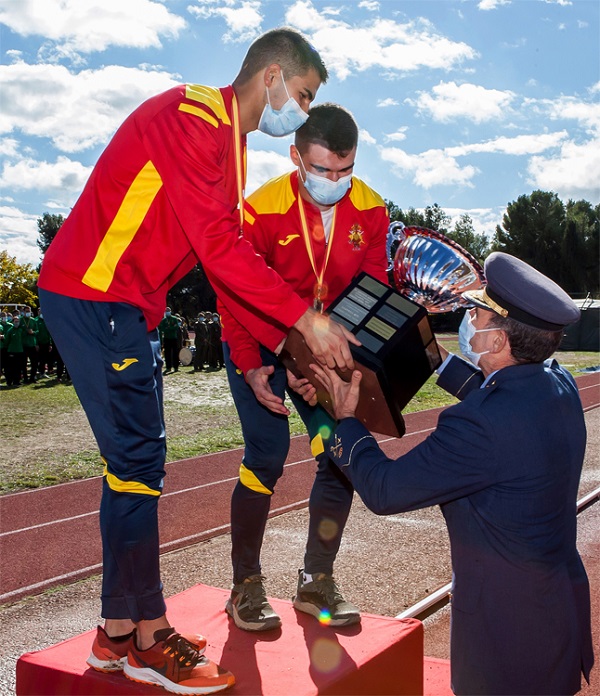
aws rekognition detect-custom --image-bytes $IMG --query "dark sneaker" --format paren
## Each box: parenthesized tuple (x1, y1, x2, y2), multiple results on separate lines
(293, 570, 361, 627)
(225, 575, 281, 632)
(124, 628, 234, 694)
(86, 625, 134, 672)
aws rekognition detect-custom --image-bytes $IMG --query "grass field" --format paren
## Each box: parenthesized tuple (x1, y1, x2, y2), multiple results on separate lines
(1, 337, 598, 494)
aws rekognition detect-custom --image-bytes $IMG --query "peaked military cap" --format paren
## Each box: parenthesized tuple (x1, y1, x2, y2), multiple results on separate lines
(462, 252, 580, 331)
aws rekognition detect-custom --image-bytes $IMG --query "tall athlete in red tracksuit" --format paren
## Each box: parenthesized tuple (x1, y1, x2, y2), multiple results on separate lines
(219, 104, 389, 632)
(37, 29, 357, 695)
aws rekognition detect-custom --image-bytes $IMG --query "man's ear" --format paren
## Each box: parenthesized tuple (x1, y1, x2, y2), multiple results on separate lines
(290, 144, 300, 167)
(262, 63, 281, 87)
(491, 328, 510, 355)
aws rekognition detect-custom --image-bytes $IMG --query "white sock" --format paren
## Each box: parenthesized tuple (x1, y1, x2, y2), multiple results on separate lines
(302, 571, 312, 584)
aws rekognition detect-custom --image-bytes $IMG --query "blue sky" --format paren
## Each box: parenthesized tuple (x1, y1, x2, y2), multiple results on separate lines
(1, 0, 598, 265)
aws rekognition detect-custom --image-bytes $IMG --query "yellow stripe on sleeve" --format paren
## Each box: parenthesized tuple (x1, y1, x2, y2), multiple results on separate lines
(82, 161, 163, 293)
(185, 85, 230, 126)
(239, 463, 272, 495)
(349, 177, 386, 212)
(178, 103, 218, 127)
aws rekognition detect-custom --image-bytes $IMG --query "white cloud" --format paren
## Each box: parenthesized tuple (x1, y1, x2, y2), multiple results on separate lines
(358, 1, 380, 10)
(0, 156, 91, 199)
(188, 1, 263, 43)
(380, 146, 479, 189)
(0, 139, 20, 157)
(359, 129, 377, 145)
(0, 0, 185, 57)
(445, 131, 569, 157)
(409, 81, 515, 123)
(527, 138, 600, 203)
(0, 207, 41, 266)
(377, 98, 399, 108)
(544, 96, 600, 134)
(478, 0, 511, 9)
(0, 62, 180, 152)
(385, 127, 408, 143)
(444, 207, 506, 238)
(285, 1, 478, 80)
(544, 0, 572, 6)
(246, 149, 292, 195)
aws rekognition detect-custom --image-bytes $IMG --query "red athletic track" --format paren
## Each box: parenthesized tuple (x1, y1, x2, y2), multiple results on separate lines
(1, 372, 598, 604)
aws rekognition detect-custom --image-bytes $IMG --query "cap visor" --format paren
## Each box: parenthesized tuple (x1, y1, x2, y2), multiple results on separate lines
(462, 288, 493, 311)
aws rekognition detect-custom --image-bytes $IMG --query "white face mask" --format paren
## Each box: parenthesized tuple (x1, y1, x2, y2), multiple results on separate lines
(458, 311, 498, 366)
(258, 72, 309, 137)
(298, 153, 352, 206)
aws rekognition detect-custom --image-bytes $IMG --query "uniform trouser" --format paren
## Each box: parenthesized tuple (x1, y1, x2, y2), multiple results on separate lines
(224, 343, 354, 584)
(39, 289, 167, 622)
(23, 345, 38, 381)
(5, 351, 25, 385)
(163, 338, 179, 371)
(37, 342, 51, 374)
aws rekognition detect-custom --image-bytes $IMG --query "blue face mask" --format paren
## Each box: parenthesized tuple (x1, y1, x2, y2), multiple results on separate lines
(458, 311, 497, 366)
(298, 153, 352, 206)
(258, 72, 309, 137)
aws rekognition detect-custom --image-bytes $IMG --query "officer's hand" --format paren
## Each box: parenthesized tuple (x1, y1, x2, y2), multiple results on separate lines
(245, 366, 290, 416)
(294, 309, 359, 371)
(310, 363, 362, 420)
(286, 369, 317, 406)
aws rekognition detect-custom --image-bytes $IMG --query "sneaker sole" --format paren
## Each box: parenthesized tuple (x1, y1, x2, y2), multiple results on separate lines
(225, 600, 282, 632)
(86, 652, 127, 672)
(292, 598, 361, 627)
(124, 664, 234, 694)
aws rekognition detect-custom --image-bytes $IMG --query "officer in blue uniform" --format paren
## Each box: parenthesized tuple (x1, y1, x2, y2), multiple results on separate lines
(310, 252, 594, 696)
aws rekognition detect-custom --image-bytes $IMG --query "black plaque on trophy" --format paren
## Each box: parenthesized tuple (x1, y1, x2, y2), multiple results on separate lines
(280, 273, 442, 438)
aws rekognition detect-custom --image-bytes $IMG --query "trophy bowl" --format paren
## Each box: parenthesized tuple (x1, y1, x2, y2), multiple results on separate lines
(390, 225, 485, 313)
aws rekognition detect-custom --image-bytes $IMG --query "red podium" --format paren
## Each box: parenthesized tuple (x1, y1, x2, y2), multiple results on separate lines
(17, 584, 425, 695)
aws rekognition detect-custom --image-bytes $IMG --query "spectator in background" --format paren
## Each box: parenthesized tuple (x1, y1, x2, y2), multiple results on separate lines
(21, 306, 39, 383)
(0, 311, 12, 382)
(36, 308, 53, 378)
(4, 314, 25, 387)
(158, 307, 180, 374)
(192, 313, 208, 372)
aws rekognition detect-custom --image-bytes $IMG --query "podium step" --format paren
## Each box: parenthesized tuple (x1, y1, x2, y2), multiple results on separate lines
(16, 583, 428, 695)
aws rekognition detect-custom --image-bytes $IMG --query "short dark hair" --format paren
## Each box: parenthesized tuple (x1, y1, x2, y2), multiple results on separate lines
(295, 103, 358, 157)
(487, 313, 563, 364)
(235, 27, 328, 85)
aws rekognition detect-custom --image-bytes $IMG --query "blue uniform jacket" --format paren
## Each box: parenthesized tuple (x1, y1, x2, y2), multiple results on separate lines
(329, 357, 594, 695)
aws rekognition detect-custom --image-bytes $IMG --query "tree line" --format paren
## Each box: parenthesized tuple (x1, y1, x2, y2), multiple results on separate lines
(1, 190, 598, 308)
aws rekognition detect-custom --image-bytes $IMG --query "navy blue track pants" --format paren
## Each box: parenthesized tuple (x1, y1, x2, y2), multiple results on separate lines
(39, 289, 167, 622)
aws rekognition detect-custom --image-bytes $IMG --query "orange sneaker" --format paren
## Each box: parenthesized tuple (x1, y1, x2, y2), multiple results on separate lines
(124, 628, 234, 694)
(86, 625, 134, 672)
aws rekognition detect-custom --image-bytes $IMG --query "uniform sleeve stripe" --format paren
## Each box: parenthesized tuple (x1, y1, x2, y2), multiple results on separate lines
(82, 161, 163, 293)
(349, 177, 386, 211)
(178, 103, 218, 128)
(184, 84, 230, 126)
(246, 173, 296, 215)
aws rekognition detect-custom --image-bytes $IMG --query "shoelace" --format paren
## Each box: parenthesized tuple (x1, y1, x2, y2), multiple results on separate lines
(241, 576, 270, 609)
(310, 575, 343, 606)
(162, 633, 200, 667)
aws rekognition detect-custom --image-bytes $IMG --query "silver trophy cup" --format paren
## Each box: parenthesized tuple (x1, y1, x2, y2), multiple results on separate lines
(388, 224, 485, 313)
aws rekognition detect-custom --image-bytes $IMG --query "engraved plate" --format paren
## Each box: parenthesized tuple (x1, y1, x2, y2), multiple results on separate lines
(386, 293, 420, 317)
(348, 286, 378, 310)
(359, 275, 387, 297)
(356, 329, 384, 355)
(332, 297, 369, 326)
(377, 304, 406, 329)
(366, 316, 395, 341)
